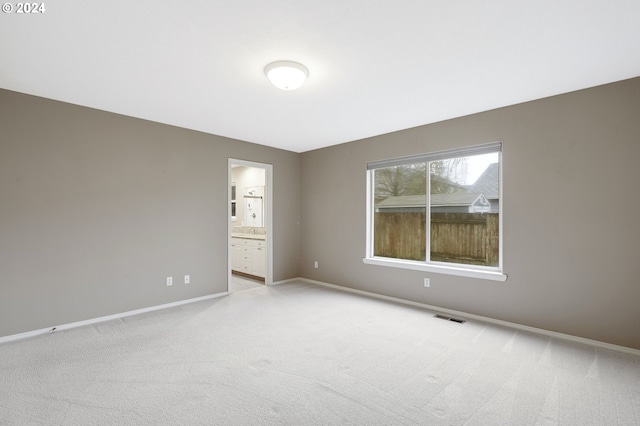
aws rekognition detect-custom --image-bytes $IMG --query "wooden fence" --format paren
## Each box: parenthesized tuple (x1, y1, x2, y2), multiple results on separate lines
(374, 212, 499, 266)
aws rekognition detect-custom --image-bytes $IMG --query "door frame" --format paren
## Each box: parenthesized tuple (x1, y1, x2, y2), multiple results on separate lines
(228, 158, 273, 291)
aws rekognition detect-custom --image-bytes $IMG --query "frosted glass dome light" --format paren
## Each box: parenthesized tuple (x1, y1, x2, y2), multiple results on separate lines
(264, 61, 309, 90)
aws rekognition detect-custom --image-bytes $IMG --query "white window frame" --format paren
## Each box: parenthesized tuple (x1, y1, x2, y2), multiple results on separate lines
(363, 142, 507, 282)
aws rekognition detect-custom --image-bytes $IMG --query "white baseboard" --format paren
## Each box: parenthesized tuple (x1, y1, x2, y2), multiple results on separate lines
(297, 277, 640, 357)
(4, 279, 638, 357)
(0, 292, 228, 345)
(271, 277, 301, 286)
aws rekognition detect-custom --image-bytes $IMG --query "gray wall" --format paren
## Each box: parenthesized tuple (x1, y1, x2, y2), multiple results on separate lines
(0, 89, 300, 337)
(3, 78, 640, 350)
(299, 77, 640, 350)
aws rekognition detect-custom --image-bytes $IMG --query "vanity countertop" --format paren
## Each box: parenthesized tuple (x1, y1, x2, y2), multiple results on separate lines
(231, 233, 266, 241)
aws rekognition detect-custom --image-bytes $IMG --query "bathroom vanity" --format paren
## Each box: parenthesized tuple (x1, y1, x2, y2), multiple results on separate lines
(231, 230, 266, 279)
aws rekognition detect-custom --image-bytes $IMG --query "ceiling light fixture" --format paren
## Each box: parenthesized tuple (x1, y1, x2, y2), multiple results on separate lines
(264, 61, 309, 90)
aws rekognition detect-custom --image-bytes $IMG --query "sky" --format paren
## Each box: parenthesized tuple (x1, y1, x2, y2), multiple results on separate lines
(462, 152, 499, 185)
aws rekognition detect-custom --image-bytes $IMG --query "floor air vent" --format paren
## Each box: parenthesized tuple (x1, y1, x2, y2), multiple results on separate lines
(434, 314, 466, 324)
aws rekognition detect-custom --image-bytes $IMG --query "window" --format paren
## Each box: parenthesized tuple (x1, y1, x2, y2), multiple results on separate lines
(364, 142, 506, 281)
(231, 183, 237, 221)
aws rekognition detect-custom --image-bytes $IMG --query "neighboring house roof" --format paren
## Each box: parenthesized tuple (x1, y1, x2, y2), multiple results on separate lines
(468, 163, 499, 199)
(431, 193, 488, 208)
(376, 195, 426, 209)
(376, 193, 489, 209)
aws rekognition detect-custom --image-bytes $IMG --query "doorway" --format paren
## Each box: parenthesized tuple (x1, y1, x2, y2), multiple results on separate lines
(228, 159, 273, 292)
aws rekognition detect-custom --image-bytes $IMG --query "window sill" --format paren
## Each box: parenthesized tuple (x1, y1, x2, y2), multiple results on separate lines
(362, 257, 507, 282)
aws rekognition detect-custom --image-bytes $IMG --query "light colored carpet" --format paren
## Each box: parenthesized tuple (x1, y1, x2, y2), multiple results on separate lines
(0, 280, 639, 425)
(231, 275, 264, 292)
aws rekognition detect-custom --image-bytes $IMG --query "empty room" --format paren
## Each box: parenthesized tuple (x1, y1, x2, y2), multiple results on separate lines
(1, 1, 639, 425)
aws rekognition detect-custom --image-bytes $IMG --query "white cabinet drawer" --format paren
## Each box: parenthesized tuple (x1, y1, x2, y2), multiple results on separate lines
(231, 237, 266, 278)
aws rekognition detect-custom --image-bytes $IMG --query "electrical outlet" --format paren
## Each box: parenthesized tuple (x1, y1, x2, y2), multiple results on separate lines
(314, 261, 318, 269)
(184, 275, 190, 284)
(424, 278, 430, 287)
(166, 276, 173, 286)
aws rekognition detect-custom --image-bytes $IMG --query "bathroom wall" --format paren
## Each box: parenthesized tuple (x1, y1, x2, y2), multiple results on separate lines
(231, 165, 266, 228)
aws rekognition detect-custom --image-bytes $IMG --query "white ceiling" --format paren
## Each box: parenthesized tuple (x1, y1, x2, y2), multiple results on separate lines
(2, 1, 639, 153)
